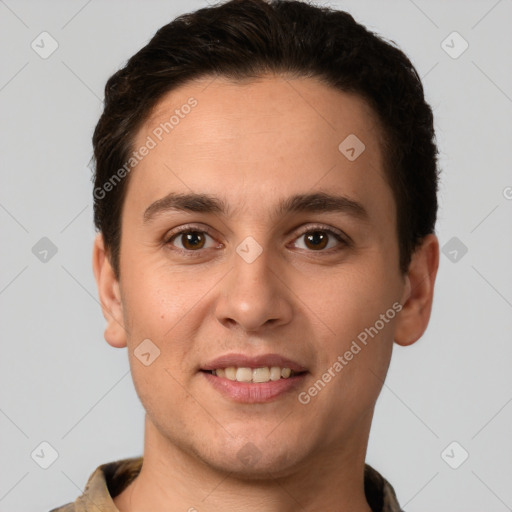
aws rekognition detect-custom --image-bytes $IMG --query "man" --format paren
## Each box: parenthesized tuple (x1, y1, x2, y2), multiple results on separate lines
(51, 0, 439, 510)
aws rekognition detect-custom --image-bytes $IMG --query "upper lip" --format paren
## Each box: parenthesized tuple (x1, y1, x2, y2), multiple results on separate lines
(201, 353, 308, 372)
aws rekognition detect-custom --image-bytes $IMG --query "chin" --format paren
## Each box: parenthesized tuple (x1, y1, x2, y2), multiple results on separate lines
(198, 436, 305, 480)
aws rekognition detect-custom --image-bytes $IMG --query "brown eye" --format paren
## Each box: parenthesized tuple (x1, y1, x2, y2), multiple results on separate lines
(180, 231, 206, 250)
(167, 230, 216, 251)
(304, 231, 329, 250)
(292, 228, 346, 252)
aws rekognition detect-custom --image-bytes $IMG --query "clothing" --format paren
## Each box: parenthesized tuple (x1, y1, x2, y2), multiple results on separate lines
(49, 457, 404, 512)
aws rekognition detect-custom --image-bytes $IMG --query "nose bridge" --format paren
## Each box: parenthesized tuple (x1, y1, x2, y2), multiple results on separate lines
(215, 237, 293, 331)
(234, 239, 275, 291)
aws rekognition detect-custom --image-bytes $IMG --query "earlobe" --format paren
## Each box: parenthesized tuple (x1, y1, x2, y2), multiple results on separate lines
(394, 234, 439, 347)
(92, 233, 127, 349)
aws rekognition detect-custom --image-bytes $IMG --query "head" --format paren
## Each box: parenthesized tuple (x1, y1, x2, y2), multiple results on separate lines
(92, 0, 439, 477)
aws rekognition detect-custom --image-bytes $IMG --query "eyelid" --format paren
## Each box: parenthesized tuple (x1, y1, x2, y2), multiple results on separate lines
(164, 223, 221, 252)
(164, 223, 215, 241)
(291, 223, 351, 243)
(164, 222, 351, 254)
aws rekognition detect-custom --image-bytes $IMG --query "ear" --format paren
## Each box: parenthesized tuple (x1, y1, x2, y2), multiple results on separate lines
(92, 233, 127, 348)
(394, 234, 439, 347)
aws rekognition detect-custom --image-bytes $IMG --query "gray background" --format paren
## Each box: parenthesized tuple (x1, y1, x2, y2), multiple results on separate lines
(1, 0, 511, 510)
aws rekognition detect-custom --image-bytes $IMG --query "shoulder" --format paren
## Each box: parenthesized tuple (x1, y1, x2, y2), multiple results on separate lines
(364, 463, 404, 512)
(47, 457, 143, 512)
(48, 503, 75, 512)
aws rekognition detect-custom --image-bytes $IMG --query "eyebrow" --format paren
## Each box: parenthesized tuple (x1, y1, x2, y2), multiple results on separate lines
(143, 191, 369, 223)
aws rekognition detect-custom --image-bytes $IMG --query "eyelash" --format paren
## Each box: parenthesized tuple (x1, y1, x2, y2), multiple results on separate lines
(164, 223, 351, 256)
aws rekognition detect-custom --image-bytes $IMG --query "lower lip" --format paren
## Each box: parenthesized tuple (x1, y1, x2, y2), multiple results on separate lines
(201, 371, 307, 403)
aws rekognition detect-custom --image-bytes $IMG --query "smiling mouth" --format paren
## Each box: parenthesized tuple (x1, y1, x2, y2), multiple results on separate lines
(202, 366, 305, 383)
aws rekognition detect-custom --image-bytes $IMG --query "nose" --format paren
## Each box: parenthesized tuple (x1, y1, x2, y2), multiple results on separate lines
(214, 245, 294, 333)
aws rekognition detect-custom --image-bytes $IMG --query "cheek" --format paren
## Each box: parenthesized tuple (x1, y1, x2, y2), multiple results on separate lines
(305, 261, 399, 341)
(301, 261, 400, 411)
(122, 272, 202, 426)
(122, 266, 197, 331)
(120, 267, 212, 386)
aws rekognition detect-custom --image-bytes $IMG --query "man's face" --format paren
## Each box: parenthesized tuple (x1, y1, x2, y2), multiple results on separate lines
(113, 75, 407, 476)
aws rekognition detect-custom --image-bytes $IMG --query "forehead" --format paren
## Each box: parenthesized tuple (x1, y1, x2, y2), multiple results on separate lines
(143, 74, 383, 155)
(127, 74, 392, 224)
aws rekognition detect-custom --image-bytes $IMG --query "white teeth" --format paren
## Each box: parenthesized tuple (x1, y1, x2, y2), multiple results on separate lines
(212, 366, 297, 383)
(270, 366, 282, 381)
(225, 367, 236, 380)
(281, 368, 291, 378)
(252, 367, 270, 383)
(236, 367, 253, 382)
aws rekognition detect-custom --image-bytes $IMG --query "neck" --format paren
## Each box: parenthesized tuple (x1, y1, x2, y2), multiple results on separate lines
(114, 415, 374, 512)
